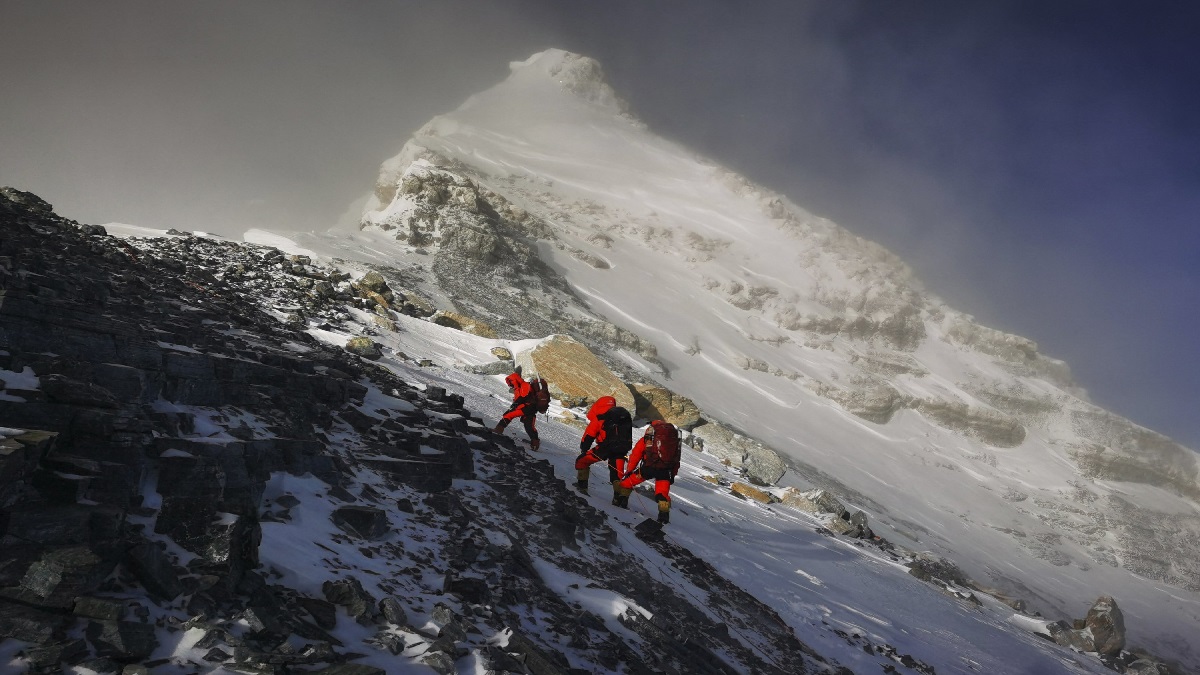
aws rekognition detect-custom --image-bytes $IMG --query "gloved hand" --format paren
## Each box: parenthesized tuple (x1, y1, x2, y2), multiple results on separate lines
(579, 435, 594, 453)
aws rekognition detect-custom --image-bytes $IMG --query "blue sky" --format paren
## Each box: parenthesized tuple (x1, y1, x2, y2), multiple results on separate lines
(2, 0, 1197, 448)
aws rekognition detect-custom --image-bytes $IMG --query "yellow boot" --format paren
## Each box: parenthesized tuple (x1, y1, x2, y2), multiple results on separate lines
(612, 482, 632, 509)
(656, 496, 671, 524)
(575, 468, 590, 494)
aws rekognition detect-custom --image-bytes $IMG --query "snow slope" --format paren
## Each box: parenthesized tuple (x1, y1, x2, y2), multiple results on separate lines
(273, 49, 1198, 667)
(295, 295, 1116, 674)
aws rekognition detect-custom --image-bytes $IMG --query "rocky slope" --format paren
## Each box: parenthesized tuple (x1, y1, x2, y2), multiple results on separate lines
(1, 188, 855, 673)
(336, 49, 1200, 667)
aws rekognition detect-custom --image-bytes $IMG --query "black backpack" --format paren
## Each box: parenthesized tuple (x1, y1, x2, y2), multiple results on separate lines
(597, 406, 633, 459)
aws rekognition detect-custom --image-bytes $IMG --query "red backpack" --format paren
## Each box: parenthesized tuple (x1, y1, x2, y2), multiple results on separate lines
(642, 420, 680, 471)
(528, 377, 551, 413)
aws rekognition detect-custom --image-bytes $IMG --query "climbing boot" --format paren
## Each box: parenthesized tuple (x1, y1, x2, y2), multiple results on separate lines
(491, 419, 510, 435)
(611, 482, 632, 509)
(529, 438, 540, 451)
(575, 468, 590, 494)
(656, 496, 671, 524)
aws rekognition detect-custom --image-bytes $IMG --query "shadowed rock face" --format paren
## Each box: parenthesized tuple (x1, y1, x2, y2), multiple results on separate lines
(631, 382, 703, 429)
(513, 334, 634, 410)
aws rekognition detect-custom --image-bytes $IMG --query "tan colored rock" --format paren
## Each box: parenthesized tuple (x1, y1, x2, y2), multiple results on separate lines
(631, 382, 703, 428)
(490, 347, 513, 361)
(373, 315, 398, 332)
(365, 290, 391, 310)
(432, 311, 498, 339)
(557, 410, 587, 430)
(731, 482, 772, 503)
(345, 336, 382, 360)
(780, 488, 847, 517)
(514, 334, 633, 410)
(700, 475, 721, 486)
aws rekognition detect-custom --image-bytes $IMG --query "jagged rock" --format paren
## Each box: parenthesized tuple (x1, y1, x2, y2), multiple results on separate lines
(691, 421, 786, 485)
(0, 430, 56, 508)
(490, 347, 513, 360)
(849, 511, 873, 539)
(345, 336, 383, 360)
(422, 651, 457, 675)
(86, 619, 158, 660)
(432, 310, 497, 338)
(824, 513, 857, 536)
(331, 505, 390, 540)
(631, 382, 703, 428)
(298, 597, 338, 630)
(14, 545, 115, 609)
(41, 374, 119, 409)
(27, 639, 89, 669)
(907, 555, 972, 588)
(354, 271, 391, 295)
(513, 334, 634, 410)
(322, 577, 379, 625)
(73, 596, 126, 621)
(780, 488, 847, 518)
(1084, 595, 1126, 656)
(379, 596, 408, 626)
(0, 598, 68, 643)
(125, 540, 184, 601)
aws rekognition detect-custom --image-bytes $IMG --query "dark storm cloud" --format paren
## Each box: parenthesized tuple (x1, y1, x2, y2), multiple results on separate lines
(2, 1, 1198, 448)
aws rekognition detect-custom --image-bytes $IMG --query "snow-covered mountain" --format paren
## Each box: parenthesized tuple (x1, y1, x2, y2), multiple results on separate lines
(296, 49, 1200, 666)
(4, 48, 1197, 675)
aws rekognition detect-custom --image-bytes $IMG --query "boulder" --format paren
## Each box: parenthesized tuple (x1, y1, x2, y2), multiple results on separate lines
(431, 310, 497, 338)
(86, 620, 158, 661)
(1084, 595, 1126, 656)
(355, 271, 390, 294)
(731, 482, 772, 503)
(345, 337, 383, 360)
(691, 421, 787, 485)
(331, 506, 390, 540)
(379, 596, 408, 627)
(323, 577, 379, 625)
(907, 555, 972, 588)
(780, 488, 846, 518)
(41, 375, 119, 409)
(514, 334, 634, 410)
(630, 382, 703, 428)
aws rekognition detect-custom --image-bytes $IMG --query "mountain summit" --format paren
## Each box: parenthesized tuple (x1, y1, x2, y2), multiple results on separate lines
(342, 50, 1200, 665)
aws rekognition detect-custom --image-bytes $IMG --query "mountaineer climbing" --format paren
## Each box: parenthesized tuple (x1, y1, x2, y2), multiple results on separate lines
(617, 420, 681, 524)
(492, 370, 540, 451)
(574, 396, 633, 500)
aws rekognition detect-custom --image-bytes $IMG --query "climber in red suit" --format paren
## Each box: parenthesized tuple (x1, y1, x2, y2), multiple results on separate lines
(492, 372, 539, 450)
(574, 396, 633, 501)
(617, 420, 681, 523)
